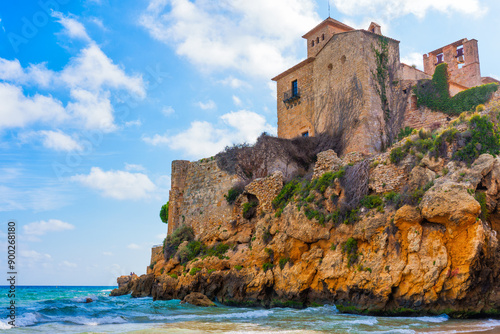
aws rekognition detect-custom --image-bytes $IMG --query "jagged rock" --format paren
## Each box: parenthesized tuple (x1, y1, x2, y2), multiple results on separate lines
(420, 182, 480, 227)
(85, 298, 93, 303)
(409, 166, 436, 190)
(421, 156, 445, 172)
(131, 274, 155, 298)
(181, 292, 216, 307)
(280, 204, 330, 243)
(110, 274, 139, 296)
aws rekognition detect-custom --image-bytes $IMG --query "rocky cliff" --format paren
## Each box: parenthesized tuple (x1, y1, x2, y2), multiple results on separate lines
(112, 98, 500, 318)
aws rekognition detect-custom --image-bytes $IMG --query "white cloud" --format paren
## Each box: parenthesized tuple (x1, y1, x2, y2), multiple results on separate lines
(102, 251, 113, 256)
(71, 167, 157, 200)
(139, 0, 320, 78)
(162, 106, 175, 115)
(219, 76, 250, 89)
(23, 219, 75, 236)
(20, 130, 83, 151)
(143, 110, 276, 158)
(52, 11, 91, 42)
(60, 260, 77, 268)
(197, 100, 216, 110)
(401, 52, 424, 70)
(0, 185, 70, 212)
(232, 95, 242, 106)
(0, 14, 145, 131)
(20, 250, 52, 261)
(125, 119, 142, 127)
(125, 163, 146, 172)
(127, 243, 141, 250)
(0, 83, 68, 129)
(332, 0, 486, 20)
(67, 89, 116, 131)
(61, 44, 145, 97)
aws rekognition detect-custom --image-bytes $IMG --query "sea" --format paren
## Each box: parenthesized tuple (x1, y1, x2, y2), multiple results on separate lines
(1, 286, 500, 334)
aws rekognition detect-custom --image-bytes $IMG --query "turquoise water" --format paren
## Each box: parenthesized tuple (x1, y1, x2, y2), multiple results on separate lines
(1, 286, 500, 333)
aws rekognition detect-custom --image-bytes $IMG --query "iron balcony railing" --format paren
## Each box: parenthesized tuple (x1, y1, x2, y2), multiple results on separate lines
(283, 88, 301, 103)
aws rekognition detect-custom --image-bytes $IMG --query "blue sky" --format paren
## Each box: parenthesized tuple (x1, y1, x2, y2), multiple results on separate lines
(0, 0, 498, 286)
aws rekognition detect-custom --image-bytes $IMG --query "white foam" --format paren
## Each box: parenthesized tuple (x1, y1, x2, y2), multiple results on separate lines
(60, 315, 127, 326)
(14, 312, 39, 327)
(348, 317, 378, 325)
(413, 314, 449, 323)
(150, 309, 274, 321)
(0, 320, 12, 330)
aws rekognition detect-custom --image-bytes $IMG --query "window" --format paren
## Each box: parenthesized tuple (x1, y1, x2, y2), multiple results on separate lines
(436, 53, 444, 65)
(322, 34, 325, 40)
(316, 37, 319, 43)
(292, 80, 298, 97)
(302, 131, 309, 137)
(311, 40, 314, 47)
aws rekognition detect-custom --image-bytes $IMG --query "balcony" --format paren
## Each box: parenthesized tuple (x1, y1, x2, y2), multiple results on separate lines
(283, 88, 301, 103)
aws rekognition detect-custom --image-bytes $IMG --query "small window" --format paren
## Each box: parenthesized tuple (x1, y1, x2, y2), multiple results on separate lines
(322, 34, 325, 40)
(436, 53, 444, 65)
(316, 37, 319, 43)
(302, 131, 309, 137)
(311, 40, 315, 47)
(292, 80, 298, 97)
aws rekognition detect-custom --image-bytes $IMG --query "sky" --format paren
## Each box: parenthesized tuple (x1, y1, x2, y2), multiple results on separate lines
(0, 0, 499, 286)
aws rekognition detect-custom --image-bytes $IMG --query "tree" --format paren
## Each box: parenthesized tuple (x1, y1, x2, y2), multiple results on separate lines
(160, 202, 169, 224)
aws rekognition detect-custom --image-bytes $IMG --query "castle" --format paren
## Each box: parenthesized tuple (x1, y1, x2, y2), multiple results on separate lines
(272, 17, 499, 155)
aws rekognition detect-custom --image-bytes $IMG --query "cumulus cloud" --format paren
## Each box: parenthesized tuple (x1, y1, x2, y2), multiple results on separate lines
(0, 83, 68, 129)
(125, 163, 146, 172)
(219, 76, 250, 89)
(23, 219, 75, 236)
(71, 167, 157, 200)
(401, 52, 424, 70)
(139, 0, 320, 78)
(0, 13, 145, 132)
(20, 130, 83, 151)
(143, 110, 276, 158)
(52, 11, 91, 42)
(332, 0, 487, 20)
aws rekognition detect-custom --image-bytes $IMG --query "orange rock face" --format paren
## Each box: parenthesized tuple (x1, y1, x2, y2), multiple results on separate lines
(129, 154, 500, 317)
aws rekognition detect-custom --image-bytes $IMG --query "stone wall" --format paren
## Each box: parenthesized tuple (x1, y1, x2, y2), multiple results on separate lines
(312, 150, 344, 179)
(404, 106, 457, 130)
(167, 158, 241, 236)
(368, 140, 410, 193)
(245, 171, 284, 213)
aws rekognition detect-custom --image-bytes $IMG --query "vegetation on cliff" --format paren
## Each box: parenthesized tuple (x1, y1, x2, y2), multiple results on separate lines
(159, 201, 169, 224)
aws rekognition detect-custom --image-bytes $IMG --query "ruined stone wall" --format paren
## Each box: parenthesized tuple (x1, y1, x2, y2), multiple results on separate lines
(167, 159, 241, 236)
(404, 106, 456, 130)
(400, 63, 430, 81)
(245, 171, 284, 213)
(423, 39, 481, 89)
(275, 60, 315, 139)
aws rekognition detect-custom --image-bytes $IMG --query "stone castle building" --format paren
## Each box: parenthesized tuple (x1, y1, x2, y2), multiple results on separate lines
(272, 17, 499, 155)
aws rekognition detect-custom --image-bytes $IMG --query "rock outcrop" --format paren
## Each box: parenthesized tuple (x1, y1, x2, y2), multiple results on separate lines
(181, 292, 216, 307)
(114, 100, 500, 317)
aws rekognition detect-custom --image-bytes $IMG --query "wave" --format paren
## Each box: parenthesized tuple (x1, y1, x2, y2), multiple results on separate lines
(64, 315, 127, 326)
(413, 314, 449, 323)
(148, 309, 274, 321)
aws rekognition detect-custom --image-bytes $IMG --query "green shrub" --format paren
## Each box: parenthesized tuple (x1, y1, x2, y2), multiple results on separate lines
(262, 262, 274, 272)
(207, 269, 215, 274)
(159, 201, 169, 224)
(278, 258, 289, 269)
(149, 262, 156, 270)
(225, 185, 244, 204)
(342, 238, 359, 267)
(242, 201, 258, 219)
(163, 224, 195, 258)
(398, 126, 414, 140)
(169, 273, 178, 279)
(360, 195, 383, 209)
(330, 243, 337, 251)
(390, 146, 407, 164)
(272, 179, 301, 211)
(475, 192, 489, 221)
(454, 115, 500, 163)
(189, 267, 201, 276)
(234, 265, 243, 271)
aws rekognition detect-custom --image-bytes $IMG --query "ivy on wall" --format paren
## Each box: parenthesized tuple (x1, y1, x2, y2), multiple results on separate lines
(372, 37, 390, 121)
(413, 63, 498, 115)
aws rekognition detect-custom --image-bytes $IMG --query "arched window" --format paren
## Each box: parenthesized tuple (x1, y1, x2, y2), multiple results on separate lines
(316, 37, 319, 43)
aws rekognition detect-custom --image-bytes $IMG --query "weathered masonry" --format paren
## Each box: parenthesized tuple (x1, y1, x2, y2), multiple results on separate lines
(273, 18, 499, 155)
